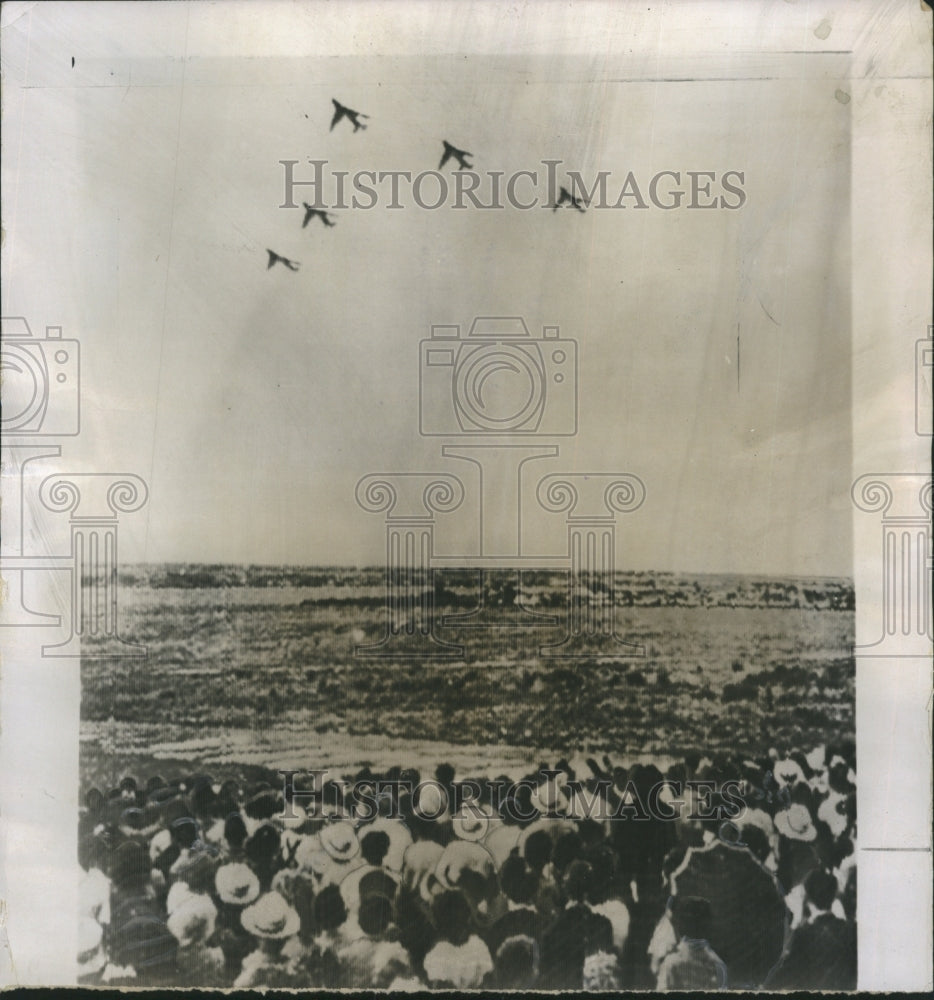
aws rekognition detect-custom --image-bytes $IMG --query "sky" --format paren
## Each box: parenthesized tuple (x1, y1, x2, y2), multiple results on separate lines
(3, 3, 854, 576)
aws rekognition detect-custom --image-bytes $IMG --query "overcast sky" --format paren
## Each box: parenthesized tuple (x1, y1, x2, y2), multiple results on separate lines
(3, 3, 853, 576)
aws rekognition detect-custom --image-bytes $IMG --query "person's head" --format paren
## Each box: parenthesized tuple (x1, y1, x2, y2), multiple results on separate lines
(552, 831, 583, 874)
(500, 855, 537, 906)
(119, 775, 139, 800)
(109, 915, 177, 982)
(522, 830, 552, 873)
(494, 935, 538, 988)
(85, 787, 105, 814)
(577, 818, 605, 849)
(360, 829, 391, 867)
(582, 949, 622, 990)
(245, 790, 281, 821)
(804, 867, 838, 913)
(563, 859, 595, 904)
(224, 812, 248, 850)
(313, 884, 347, 933)
(111, 840, 151, 891)
(435, 762, 456, 789)
(358, 893, 394, 937)
(741, 825, 772, 865)
(431, 889, 472, 946)
(829, 834, 854, 871)
(672, 895, 713, 941)
(189, 782, 216, 820)
(170, 816, 199, 850)
(245, 823, 281, 867)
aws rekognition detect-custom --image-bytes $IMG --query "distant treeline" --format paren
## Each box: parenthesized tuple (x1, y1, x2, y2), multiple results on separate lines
(116, 565, 854, 611)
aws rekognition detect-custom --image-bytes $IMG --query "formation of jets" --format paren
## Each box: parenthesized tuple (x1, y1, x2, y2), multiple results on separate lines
(266, 97, 586, 274)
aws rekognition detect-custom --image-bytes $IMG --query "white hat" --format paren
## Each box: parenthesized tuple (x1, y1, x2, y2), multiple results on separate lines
(452, 805, 495, 843)
(167, 891, 217, 948)
(774, 803, 817, 842)
(817, 793, 848, 837)
(320, 821, 360, 863)
(215, 862, 260, 906)
(77, 917, 106, 976)
(240, 891, 300, 939)
(773, 759, 805, 788)
(485, 824, 521, 868)
(435, 840, 495, 889)
(413, 782, 448, 819)
(401, 841, 444, 903)
(148, 828, 173, 863)
(529, 773, 570, 817)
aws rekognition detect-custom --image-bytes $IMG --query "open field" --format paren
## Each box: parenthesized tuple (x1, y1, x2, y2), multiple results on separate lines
(81, 567, 854, 787)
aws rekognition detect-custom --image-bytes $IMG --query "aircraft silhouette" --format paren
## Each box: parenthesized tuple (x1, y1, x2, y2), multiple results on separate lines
(439, 140, 474, 171)
(302, 203, 336, 228)
(330, 99, 369, 132)
(553, 186, 587, 213)
(266, 250, 300, 271)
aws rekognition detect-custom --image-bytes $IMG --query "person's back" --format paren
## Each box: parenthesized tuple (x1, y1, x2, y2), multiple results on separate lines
(655, 895, 727, 992)
(657, 937, 727, 990)
(769, 869, 856, 990)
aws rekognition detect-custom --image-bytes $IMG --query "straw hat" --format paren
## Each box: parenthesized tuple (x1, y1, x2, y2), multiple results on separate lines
(215, 862, 260, 906)
(240, 891, 300, 939)
(774, 803, 817, 842)
(773, 759, 805, 788)
(435, 840, 495, 890)
(452, 805, 495, 843)
(167, 891, 217, 948)
(320, 821, 360, 863)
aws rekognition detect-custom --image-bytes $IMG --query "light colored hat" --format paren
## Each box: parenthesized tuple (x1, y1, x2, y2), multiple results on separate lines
(773, 759, 805, 788)
(148, 828, 173, 863)
(413, 782, 449, 819)
(215, 862, 260, 906)
(452, 805, 494, 843)
(485, 824, 521, 868)
(805, 746, 826, 772)
(240, 891, 300, 939)
(78, 917, 106, 976)
(320, 821, 360, 863)
(166, 891, 217, 948)
(435, 840, 495, 890)
(774, 803, 817, 842)
(401, 841, 444, 903)
(166, 879, 195, 917)
(817, 793, 848, 837)
(529, 773, 570, 817)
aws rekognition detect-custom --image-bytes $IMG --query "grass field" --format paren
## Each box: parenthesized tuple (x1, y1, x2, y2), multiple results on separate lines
(81, 566, 854, 788)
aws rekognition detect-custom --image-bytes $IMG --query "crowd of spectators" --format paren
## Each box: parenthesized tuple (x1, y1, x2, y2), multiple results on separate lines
(78, 741, 857, 990)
